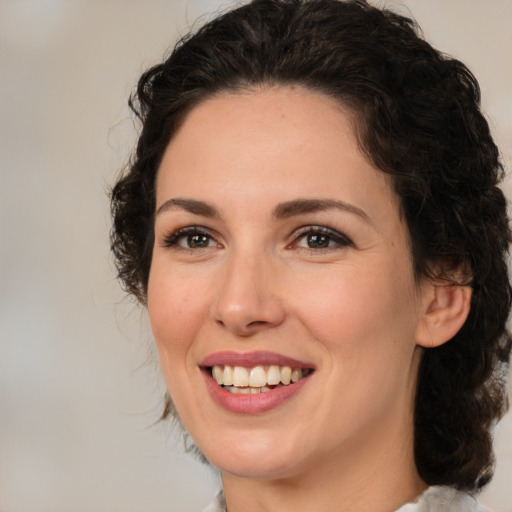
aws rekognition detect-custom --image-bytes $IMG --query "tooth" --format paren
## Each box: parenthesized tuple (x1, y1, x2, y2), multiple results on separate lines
(291, 368, 303, 383)
(267, 365, 281, 385)
(233, 366, 249, 387)
(250, 387, 261, 394)
(280, 366, 292, 385)
(238, 387, 251, 394)
(218, 364, 306, 389)
(212, 365, 224, 385)
(223, 365, 233, 386)
(249, 366, 267, 387)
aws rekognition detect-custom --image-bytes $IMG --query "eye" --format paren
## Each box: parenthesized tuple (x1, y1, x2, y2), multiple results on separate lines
(162, 226, 219, 250)
(292, 226, 353, 250)
(179, 233, 215, 249)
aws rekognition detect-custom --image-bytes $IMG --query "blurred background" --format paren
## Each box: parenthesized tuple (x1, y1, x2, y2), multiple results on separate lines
(1, 1, 511, 511)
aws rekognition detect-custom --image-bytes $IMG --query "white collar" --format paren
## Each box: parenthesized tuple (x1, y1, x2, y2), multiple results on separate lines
(202, 486, 489, 512)
(396, 486, 489, 512)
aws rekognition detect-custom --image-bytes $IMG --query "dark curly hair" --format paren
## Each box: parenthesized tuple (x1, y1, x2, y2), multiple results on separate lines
(110, 0, 511, 492)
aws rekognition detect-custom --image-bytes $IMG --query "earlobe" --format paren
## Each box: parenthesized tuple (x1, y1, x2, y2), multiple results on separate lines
(416, 284, 472, 348)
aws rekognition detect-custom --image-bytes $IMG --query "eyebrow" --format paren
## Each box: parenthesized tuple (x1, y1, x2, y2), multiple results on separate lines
(156, 198, 221, 218)
(273, 198, 373, 225)
(155, 197, 372, 226)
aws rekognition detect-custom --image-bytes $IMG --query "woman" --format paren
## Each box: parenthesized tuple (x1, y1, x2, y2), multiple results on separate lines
(110, 0, 511, 510)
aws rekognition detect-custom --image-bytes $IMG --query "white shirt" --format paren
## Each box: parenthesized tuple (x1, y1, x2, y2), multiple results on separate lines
(201, 486, 490, 512)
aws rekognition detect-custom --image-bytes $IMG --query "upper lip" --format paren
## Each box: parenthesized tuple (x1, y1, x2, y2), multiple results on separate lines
(201, 351, 314, 369)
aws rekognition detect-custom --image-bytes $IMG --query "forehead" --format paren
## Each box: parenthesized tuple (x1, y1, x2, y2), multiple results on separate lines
(155, 86, 399, 221)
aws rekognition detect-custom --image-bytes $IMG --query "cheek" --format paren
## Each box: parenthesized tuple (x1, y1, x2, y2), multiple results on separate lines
(147, 272, 212, 422)
(147, 270, 210, 367)
(292, 259, 418, 358)
(292, 262, 420, 433)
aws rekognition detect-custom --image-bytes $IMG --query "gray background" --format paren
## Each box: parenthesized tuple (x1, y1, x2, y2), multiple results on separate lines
(1, 1, 511, 510)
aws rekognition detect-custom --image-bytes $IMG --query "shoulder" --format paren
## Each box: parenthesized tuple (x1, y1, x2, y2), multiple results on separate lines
(396, 486, 490, 512)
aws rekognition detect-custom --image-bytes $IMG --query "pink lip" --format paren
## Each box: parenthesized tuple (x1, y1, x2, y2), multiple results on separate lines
(203, 371, 311, 414)
(201, 351, 313, 369)
(200, 351, 314, 414)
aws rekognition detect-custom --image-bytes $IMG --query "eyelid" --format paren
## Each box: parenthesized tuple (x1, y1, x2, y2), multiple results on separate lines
(159, 224, 353, 251)
(160, 225, 220, 249)
(289, 225, 354, 249)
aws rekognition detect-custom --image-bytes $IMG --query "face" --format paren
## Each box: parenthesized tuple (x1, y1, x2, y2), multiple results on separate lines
(148, 87, 429, 481)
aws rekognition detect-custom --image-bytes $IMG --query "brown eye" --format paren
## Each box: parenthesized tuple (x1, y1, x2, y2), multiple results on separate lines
(305, 233, 331, 249)
(185, 233, 211, 248)
(294, 227, 353, 250)
(162, 227, 219, 250)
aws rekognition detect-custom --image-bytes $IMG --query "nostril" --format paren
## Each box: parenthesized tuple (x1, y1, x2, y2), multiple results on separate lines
(214, 313, 273, 332)
(247, 320, 268, 327)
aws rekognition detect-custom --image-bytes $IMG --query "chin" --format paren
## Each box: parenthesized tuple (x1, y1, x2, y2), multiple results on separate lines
(210, 451, 303, 481)
(196, 427, 306, 480)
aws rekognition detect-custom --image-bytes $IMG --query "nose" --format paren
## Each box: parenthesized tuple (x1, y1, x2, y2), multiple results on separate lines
(211, 251, 286, 337)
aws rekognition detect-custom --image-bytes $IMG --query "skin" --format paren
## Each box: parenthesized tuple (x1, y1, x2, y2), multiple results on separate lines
(147, 86, 470, 512)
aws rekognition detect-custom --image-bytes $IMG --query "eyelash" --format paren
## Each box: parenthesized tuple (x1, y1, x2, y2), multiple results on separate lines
(161, 226, 219, 250)
(289, 226, 354, 251)
(160, 225, 354, 252)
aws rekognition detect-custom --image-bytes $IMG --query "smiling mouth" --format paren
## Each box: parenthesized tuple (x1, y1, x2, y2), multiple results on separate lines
(209, 365, 313, 394)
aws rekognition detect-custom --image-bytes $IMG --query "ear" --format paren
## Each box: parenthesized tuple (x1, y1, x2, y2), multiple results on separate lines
(415, 283, 472, 348)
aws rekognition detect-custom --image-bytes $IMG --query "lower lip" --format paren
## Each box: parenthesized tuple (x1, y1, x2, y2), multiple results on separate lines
(202, 370, 311, 414)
